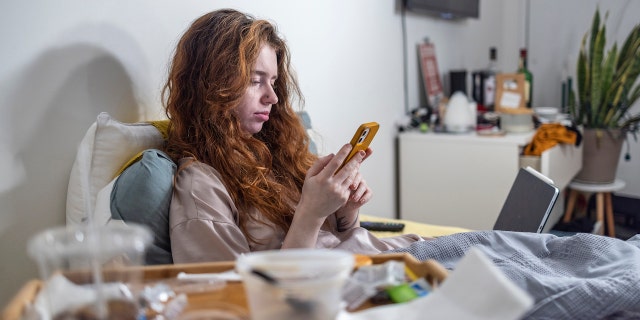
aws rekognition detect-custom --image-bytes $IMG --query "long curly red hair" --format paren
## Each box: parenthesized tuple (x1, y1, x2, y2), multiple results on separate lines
(162, 9, 317, 244)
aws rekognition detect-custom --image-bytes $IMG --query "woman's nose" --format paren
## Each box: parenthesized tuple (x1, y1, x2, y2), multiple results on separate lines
(263, 86, 278, 105)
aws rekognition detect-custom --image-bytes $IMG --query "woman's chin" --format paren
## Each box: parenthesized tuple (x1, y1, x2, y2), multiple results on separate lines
(244, 123, 265, 135)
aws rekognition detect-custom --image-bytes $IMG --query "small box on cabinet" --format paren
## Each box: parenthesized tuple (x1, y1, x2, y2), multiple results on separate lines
(520, 155, 541, 172)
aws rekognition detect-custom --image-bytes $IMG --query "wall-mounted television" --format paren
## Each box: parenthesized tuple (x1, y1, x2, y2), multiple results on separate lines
(405, 0, 480, 19)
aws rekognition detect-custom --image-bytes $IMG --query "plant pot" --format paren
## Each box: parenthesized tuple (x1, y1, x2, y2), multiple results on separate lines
(574, 128, 625, 184)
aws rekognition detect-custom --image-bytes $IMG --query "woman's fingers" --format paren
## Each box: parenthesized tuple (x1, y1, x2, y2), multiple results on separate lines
(306, 153, 335, 178)
(321, 144, 353, 177)
(350, 177, 370, 203)
(350, 172, 363, 190)
(362, 147, 373, 161)
(333, 150, 365, 183)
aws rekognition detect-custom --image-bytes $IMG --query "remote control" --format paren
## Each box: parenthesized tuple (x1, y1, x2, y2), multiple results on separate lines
(360, 221, 405, 232)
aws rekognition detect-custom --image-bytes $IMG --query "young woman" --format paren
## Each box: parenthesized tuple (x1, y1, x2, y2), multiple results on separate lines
(163, 9, 422, 263)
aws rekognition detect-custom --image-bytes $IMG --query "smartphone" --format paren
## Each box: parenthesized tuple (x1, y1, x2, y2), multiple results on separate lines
(336, 122, 379, 173)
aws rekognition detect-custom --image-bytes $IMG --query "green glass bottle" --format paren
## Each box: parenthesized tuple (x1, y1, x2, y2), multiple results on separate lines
(517, 48, 533, 108)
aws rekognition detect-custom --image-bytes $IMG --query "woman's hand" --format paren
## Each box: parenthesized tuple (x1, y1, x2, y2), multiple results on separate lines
(299, 143, 367, 219)
(335, 171, 372, 232)
(282, 144, 369, 248)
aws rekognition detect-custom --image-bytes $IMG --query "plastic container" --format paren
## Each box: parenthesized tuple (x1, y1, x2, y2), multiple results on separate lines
(500, 113, 533, 133)
(27, 223, 152, 319)
(236, 249, 354, 320)
(534, 107, 559, 122)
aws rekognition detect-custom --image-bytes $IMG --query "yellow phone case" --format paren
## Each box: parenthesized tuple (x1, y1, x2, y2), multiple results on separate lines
(337, 122, 379, 172)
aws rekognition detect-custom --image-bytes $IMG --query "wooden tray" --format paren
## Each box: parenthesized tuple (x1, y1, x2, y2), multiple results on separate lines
(2, 253, 447, 319)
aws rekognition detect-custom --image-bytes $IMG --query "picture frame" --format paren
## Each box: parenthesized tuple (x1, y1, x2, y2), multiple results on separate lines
(495, 73, 531, 114)
(418, 41, 444, 108)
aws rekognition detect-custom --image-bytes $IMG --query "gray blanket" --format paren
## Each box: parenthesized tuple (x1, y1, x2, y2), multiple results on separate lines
(388, 231, 640, 320)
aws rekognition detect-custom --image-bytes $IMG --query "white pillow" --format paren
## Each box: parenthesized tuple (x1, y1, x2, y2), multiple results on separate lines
(93, 178, 116, 226)
(66, 112, 165, 226)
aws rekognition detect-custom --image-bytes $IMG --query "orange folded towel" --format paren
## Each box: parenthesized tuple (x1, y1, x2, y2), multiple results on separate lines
(523, 123, 578, 156)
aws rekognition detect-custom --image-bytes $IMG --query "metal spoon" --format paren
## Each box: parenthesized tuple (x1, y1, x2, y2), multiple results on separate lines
(250, 269, 315, 314)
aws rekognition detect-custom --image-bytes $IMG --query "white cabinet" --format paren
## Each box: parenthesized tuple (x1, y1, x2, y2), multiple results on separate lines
(398, 131, 582, 231)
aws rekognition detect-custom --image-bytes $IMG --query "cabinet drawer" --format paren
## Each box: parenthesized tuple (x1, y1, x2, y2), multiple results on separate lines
(519, 142, 582, 190)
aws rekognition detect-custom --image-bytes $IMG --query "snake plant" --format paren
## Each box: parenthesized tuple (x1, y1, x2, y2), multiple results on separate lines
(569, 8, 640, 136)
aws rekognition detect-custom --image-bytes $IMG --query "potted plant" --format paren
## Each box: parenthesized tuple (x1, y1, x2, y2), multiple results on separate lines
(568, 7, 640, 184)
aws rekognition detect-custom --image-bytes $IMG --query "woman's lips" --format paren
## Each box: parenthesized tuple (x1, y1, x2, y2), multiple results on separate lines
(255, 112, 269, 122)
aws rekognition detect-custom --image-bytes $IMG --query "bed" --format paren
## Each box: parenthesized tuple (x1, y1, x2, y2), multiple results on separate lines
(67, 113, 640, 319)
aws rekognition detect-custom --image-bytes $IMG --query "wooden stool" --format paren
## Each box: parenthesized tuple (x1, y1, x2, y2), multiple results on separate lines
(562, 179, 626, 237)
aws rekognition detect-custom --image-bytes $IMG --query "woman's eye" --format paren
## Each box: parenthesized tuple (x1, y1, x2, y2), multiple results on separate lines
(250, 78, 276, 89)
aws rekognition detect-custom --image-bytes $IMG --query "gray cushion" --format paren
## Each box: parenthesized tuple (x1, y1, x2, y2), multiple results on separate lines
(297, 111, 317, 154)
(110, 149, 175, 265)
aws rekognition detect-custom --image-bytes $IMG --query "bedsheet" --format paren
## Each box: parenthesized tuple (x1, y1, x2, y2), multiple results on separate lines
(359, 214, 470, 238)
(388, 231, 640, 319)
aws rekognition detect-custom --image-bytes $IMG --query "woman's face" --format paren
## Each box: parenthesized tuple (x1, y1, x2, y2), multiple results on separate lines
(235, 44, 279, 135)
